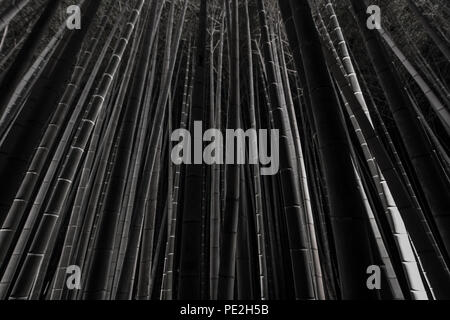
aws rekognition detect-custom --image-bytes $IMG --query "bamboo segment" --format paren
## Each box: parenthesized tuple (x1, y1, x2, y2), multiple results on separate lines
(3, 0, 144, 300)
(0, 0, 30, 31)
(378, 27, 450, 135)
(178, 0, 208, 300)
(350, 3, 450, 291)
(261, 0, 316, 299)
(317, 8, 428, 299)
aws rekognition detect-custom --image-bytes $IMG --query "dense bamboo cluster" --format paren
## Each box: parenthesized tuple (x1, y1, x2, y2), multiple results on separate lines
(0, 0, 449, 300)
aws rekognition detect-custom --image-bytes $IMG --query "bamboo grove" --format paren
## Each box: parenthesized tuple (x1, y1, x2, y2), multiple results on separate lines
(0, 0, 449, 300)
